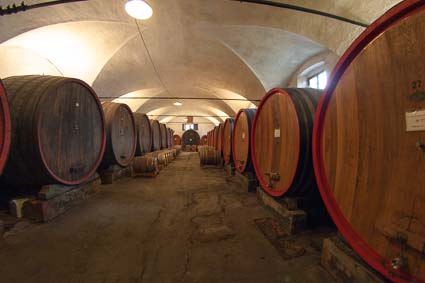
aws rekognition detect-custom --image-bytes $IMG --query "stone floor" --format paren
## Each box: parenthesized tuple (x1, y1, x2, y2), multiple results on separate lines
(0, 152, 335, 283)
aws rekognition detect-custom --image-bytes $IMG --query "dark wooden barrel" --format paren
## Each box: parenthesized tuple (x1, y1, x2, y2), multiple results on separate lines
(212, 126, 217, 148)
(182, 129, 200, 146)
(174, 134, 181, 145)
(207, 131, 211, 146)
(167, 128, 173, 149)
(215, 123, 224, 154)
(0, 79, 11, 175)
(160, 123, 167, 149)
(1, 75, 105, 186)
(232, 109, 256, 173)
(150, 120, 161, 151)
(313, 1, 425, 281)
(252, 88, 320, 197)
(201, 135, 207, 145)
(222, 118, 234, 165)
(101, 102, 136, 168)
(134, 113, 152, 156)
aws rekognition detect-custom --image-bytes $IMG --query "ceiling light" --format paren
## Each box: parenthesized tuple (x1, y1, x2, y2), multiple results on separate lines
(125, 0, 153, 20)
(173, 101, 183, 106)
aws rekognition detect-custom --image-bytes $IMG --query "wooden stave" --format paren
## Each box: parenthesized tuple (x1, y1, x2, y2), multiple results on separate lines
(133, 113, 152, 156)
(0, 75, 106, 186)
(0, 78, 11, 175)
(222, 118, 234, 165)
(232, 108, 256, 173)
(312, 1, 425, 282)
(251, 88, 321, 198)
(150, 120, 161, 151)
(101, 102, 137, 168)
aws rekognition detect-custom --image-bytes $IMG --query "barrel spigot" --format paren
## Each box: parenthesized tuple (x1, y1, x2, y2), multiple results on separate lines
(265, 172, 280, 188)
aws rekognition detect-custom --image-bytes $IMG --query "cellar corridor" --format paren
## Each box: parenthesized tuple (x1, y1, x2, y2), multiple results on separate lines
(0, 152, 333, 283)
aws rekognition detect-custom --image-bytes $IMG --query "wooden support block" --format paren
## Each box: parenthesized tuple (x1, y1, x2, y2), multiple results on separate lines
(321, 237, 386, 283)
(22, 176, 101, 223)
(256, 187, 307, 235)
(99, 165, 133, 184)
(233, 171, 258, 192)
(224, 163, 235, 177)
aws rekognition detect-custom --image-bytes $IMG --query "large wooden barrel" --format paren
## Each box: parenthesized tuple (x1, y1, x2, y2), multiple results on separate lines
(150, 120, 161, 151)
(212, 126, 217, 148)
(167, 128, 173, 149)
(215, 123, 224, 154)
(232, 109, 256, 173)
(0, 79, 11, 175)
(182, 129, 200, 146)
(251, 88, 320, 197)
(201, 135, 207, 145)
(160, 123, 167, 149)
(313, 2, 425, 281)
(133, 113, 152, 156)
(222, 118, 234, 165)
(173, 134, 181, 145)
(101, 102, 136, 168)
(1, 75, 105, 186)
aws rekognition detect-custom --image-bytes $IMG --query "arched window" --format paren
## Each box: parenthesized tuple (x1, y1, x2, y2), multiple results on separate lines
(297, 61, 327, 89)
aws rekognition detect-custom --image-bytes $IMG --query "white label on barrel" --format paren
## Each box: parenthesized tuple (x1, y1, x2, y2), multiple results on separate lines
(242, 132, 245, 139)
(274, 128, 281, 138)
(406, 110, 425, 131)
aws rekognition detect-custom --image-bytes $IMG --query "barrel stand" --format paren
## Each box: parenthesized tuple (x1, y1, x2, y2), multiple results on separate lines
(321, 236, 386, 283)
(99, 164, 134, 184)
(256, 187, 307, 235)
(232, 171, 258, 193)
(21, 174, 101, 222)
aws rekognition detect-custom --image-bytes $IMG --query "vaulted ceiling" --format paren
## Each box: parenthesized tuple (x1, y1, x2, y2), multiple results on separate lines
(0, 0, 401, 126)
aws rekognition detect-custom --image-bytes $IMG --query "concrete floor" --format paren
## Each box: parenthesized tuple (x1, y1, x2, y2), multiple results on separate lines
(0, 152, 335, 283)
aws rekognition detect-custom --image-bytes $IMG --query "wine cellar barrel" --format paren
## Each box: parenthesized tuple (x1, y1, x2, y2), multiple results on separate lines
(173, 134, 181, 145)
(101, 102, 136, 168)
(251, 88, 320, 197)
(215, 123, 224, 153)
(201, 135, 207, 145)
(313, 2, 425, 281)
(212, 126, 217, 148)
(150, 120, 161, 151)
(200, 147, 221, 165)
(160, 123, 167, 149)
(0, 79, 11, 175)
(232, 109, 256, 173)
(133, 155, 158, 174)
(222, 118, 234, 165)
(1, 75, 105, 186)
(167, 128, 173, 148)
(134, 113, 152, 156)
(182, 129, 200, 146)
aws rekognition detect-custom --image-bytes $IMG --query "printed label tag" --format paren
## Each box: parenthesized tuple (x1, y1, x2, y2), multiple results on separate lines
(406, 109, 425, 132)
(274, 128, 281, 138)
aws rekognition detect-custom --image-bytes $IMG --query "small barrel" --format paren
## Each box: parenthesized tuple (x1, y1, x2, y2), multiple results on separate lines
(222, 118, 234, 165)
(313, 1, 425, 281)
(182, 129, 200, 146)
(251, 88, 320, 197)
(1, 75, 105, 187)
(232, 108, 256, 173)
(200, 147, 221, 165)
(0, 79, 11, 175)
(150, 120, 161, 151)
(173, 134, 181, 145)
(101, 102, 137, 168)
(160, 123, 167, 149)
(133, 155, 158, 173)
(201, 135, 207, 145)
(133, 113, 152, 156)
